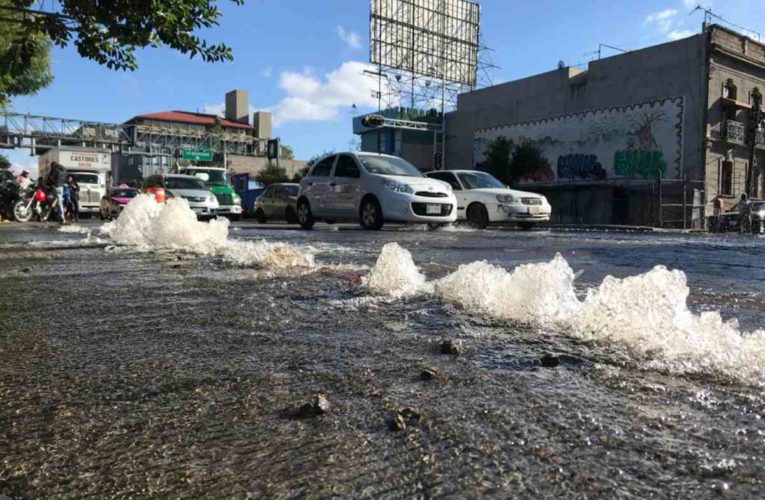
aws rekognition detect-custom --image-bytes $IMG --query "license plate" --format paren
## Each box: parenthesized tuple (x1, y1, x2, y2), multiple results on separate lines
(528, 206, 540, 214)
(426, 204, 441, 215)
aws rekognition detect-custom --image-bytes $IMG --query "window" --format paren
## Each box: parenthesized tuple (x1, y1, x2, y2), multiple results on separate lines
(262, 186, 274, 198)
(165, 177, 208, 190)
(723, 79, 737, 100)
(427, 171, 462, 190)
(311, 156, 335, 177)
(334, 155, 360, 178)
(458, 172, 506, 189)
(69, 173, 99, 185)
(720, 161, 733, 196)
(357, 155, 423, 177)
(283, 185, 299, 196)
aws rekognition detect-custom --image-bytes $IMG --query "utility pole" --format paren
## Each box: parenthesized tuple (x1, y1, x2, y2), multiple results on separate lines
(747, 93, 761, 197)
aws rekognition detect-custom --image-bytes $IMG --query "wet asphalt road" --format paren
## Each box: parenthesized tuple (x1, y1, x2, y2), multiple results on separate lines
(1, 219, 764, 498)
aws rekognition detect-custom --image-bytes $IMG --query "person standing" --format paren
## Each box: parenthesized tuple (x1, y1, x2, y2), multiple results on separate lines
(15, 170, 32, 190)
(66, 175, 80, 222)
(738, 193, 752, 234)
(45, 162, 67, 224)
(711, 196, 723, 232)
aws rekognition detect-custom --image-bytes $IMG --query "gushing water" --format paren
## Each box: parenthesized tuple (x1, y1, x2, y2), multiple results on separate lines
(100, 194, 313, 269)
(363, 242, 429, 298)
(366, 242, 765, 384)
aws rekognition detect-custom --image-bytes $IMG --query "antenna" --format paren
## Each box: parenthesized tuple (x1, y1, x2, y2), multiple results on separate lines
(690, 5, 761, 41)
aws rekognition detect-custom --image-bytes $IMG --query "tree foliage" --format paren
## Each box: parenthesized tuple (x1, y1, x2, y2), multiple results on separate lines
(256, 162, 288, 186)
(508, 140, 545, 183)
(280, 144, 294, 160)
(1, 0, 243, 77)
(480, 136, 514, 184)
(479, 136, 545, 185)
(0, 0, 53, 107)
(0, 153, 11, 169)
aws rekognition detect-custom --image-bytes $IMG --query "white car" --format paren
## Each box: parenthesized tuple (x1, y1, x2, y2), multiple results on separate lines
(297, 152, 457, 230)
(141, 174, 220, 220)
(425, 170, 551, 229)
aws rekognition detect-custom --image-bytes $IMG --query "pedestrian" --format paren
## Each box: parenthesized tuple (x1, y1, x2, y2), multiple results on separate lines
(15, 170, 32, 190)
(45, 161, 68, 224)
(711, 195, 723, 232)
(738, 193, 752, 234)
(66, 175, 80, 222)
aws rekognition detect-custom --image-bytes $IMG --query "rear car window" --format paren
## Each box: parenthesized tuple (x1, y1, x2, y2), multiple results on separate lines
(311, 156, 335, 177)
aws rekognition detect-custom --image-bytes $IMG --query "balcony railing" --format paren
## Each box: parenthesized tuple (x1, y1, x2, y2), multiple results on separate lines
(724, 120, 746, 144)
(722, 120, 765, 149)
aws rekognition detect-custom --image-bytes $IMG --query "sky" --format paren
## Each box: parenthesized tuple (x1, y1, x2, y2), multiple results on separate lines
(5, 0, 765, 175)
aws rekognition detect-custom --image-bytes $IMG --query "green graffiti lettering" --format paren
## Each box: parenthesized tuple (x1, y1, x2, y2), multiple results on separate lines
(614, 149, 667, 177)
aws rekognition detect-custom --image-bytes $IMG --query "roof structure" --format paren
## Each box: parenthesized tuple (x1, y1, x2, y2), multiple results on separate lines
(127, 111, 254, 130)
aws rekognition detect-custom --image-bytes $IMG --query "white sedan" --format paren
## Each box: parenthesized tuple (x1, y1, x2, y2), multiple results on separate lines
(425, 170, 551, 229)
(297, 152, 457, 230)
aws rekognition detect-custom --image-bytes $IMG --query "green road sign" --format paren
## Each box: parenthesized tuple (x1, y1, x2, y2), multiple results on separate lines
(182, 148, 213, 162)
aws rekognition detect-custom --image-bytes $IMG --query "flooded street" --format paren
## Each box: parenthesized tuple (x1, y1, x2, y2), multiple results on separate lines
(1, 216, 764, 498)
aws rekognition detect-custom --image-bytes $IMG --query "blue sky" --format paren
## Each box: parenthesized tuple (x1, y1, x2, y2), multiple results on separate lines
(6, 0, 765, 173)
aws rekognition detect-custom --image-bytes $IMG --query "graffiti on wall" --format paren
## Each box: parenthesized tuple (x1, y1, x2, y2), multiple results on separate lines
(472, 97, 683, 184)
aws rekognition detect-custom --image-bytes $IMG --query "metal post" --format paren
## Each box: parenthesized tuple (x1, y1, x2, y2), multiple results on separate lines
(747, 94, 761, 197)
(683, 173, 688, 230)
(658, 170, 663, 228)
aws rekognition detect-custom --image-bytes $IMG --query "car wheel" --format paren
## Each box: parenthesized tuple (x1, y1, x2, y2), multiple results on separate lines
(285, 206, 298, 224)
(255, 208, 267, 224)
(518, 222, 535, 230)
(466, 203, 489, 229)
(359, 196, 384, 230)
(297, 199, 315, 230)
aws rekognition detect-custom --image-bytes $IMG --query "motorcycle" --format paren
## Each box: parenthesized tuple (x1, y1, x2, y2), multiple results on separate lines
(13, 186, 55, 222)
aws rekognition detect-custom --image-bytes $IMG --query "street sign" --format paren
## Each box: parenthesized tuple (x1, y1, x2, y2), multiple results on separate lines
(182, 148, 213, 162)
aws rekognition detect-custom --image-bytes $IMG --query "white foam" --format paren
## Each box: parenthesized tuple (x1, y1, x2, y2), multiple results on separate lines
(57, 225, 92, 235)
(100, 194, 313, 270)
(365, 244, 765, 384)
(435, 254, 580, 325)
(363, 242, 429, 298)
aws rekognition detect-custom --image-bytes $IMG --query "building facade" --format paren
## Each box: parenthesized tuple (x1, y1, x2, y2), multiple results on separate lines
(358, 24, 765, 227)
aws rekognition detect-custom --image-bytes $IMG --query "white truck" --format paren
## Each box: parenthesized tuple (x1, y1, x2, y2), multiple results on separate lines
(38, 148, 112, 215)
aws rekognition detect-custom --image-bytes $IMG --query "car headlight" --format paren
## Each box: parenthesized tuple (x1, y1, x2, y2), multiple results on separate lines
(496, 194, 515, 203)
(385, 180, 414, 194)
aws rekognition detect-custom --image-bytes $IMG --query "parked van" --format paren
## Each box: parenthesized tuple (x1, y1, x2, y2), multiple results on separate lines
(38, 148, 111, 215)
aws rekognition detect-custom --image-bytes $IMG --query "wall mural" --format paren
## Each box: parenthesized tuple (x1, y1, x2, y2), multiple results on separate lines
(472, 97, 684, 184)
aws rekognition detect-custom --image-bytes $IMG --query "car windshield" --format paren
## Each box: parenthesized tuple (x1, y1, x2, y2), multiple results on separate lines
(187, 169, 227, 185)
(752, 202, 765, 211)
(165, 177, 207, 190)
(358, 155, 423, 177)
(70, 173, 99, 184)
(458, 172, 505, 189)
(248, 180, 264, 190)
(112, 189, 137, 198)
(283, 185, 299, 196)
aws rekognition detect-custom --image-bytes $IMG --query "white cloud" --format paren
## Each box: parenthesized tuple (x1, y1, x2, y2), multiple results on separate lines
(337, 26, 362, 50)
(667, 29, 696, 40)
(271, 61, 384, 126)
(646, 8, 679, 34)
(201, 103, 225, 116)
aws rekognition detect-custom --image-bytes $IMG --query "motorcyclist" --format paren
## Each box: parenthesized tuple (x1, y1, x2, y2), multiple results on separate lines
(44, 162, 67, 224)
